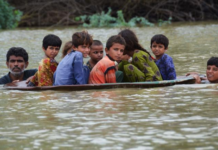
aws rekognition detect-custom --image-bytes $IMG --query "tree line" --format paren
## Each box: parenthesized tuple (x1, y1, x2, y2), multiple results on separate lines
(6, 0, 218, 27)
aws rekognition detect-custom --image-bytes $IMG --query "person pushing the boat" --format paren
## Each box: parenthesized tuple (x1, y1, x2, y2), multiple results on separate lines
(0, 47, 37, 85)
(151, 34, 176, 80)
(118, 29, 162, 82)
(86, 40, 104, 71)
(54, 31, 93, 85)
(187, 57, 218, 84)
(28, 34, 62, 87)
(89, 35, 126, 84)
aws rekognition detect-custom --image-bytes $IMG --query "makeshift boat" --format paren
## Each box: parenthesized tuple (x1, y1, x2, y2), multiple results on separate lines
(3, 76, 195, 91)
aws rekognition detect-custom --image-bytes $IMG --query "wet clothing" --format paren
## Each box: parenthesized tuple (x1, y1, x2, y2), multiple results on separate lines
(29, 58, 58, 86)
(54, 50, 87, 85)
(118, 50, 162, 82)
(155, 54, 176, 80)
(0, 69, 37, 85)
(89, 55, 117, 84)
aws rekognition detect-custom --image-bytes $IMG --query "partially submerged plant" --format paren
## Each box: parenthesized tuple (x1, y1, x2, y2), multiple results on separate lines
(158, 17, 172, 26)
(76, 8, 161, 28)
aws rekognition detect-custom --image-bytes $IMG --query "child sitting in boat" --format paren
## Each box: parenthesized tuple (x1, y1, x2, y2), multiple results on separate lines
(28, 34, 62, 86)
(86, 40, 104, 71)
(118, 29, 162, 82)
(54, 31, 93, 85)
(89, 35, 126, 84)
(187, 57, 218, 84)
(151, 34, 176, 80)
(61, 41, 72, 58)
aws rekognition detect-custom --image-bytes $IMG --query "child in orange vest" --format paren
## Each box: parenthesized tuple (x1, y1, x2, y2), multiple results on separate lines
(89, 35, 126, 84)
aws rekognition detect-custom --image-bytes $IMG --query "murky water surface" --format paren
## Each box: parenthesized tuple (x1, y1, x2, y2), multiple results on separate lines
(0, 22, 218, 149)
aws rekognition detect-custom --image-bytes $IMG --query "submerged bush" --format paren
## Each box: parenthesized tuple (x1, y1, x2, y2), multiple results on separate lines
(78, 8, 117, 27)
(0, 0, 22, 29)
(158, 17, 172, 26)
(77, 8, 157, 28)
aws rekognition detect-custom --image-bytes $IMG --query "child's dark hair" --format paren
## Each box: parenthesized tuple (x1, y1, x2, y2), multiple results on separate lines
(42, 34, 62, 50)
(119, 29, 151, 56)
(62, 41, 72, 58)
(207, 57, 218, 67)
(150, 34, 169, 49)
(106, 35, 126, 50)
(72, 31, 93, 48)
(6, 47, 28, 62)
(91, 40, 103, 48)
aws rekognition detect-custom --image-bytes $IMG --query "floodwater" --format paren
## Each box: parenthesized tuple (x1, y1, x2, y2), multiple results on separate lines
(0, 22, 218, 149)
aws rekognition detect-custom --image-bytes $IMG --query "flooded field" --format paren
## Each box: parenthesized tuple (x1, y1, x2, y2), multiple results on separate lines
(0, 22, 218, 149)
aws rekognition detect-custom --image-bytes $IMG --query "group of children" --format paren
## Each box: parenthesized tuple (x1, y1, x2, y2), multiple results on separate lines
(28, 29, 177, 87)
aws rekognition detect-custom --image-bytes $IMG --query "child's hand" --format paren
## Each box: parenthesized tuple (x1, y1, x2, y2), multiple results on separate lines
(121, 54, 130, 61)
(25, 76, 34, 84)
(186, 72, 199, 76)
(12, 80, 20, 83)
(191, 74, 201, 84)
(186, 72, 202, 83)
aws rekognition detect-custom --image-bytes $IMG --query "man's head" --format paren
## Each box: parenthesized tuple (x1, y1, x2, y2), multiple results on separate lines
(72, 31, 93, 58)
(89, 40, 104, 63)
(6, 47, 29, 77)
(105, 35, 126, 61)
(206, 57, 218, 83)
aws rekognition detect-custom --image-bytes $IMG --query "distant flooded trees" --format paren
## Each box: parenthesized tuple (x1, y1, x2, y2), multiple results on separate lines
(7, 0, 218, 27)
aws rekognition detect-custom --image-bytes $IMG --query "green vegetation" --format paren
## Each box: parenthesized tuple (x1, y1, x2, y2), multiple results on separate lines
(76, 8, 157, 28)
(7, 0, 218, 27)
(158, 17, 172, 26)
(0, 0, 22, 29)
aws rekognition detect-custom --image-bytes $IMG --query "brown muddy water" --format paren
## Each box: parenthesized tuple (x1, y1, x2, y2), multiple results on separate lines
(0, 22, 218, 149)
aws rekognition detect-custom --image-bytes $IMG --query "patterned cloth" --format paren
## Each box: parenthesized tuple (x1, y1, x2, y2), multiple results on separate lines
(86, 61, 93, 71)
(118, 50, 162, 82)
(54, 50, 86, 85)
(30, 58, 57, 86)
(89, 55, 116, 84)
(155, 53, 176, 80)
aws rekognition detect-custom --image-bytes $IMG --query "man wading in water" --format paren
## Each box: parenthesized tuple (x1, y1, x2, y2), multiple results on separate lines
(0, 47, 37, 85)
(187, 57, 218, 84)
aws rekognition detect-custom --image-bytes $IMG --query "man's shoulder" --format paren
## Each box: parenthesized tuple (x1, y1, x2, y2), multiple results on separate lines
(0, 73, 11, 85)
(24, 69, 37, 74)
(23, 69, 37, 79)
